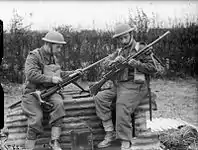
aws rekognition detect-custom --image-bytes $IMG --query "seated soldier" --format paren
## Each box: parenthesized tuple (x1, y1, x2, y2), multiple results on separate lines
(21, 31, 81, 150)
(93, 23, 158, 150)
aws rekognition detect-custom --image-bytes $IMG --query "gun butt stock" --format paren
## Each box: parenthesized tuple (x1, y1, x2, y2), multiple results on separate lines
(89, 79, 107, 96)
(89, 83, 100, 96)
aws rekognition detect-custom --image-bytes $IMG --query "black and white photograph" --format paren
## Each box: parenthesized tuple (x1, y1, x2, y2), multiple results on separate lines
(0, 1, 198, 150)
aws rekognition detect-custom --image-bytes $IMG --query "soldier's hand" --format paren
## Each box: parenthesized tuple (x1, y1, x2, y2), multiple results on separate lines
(128, 59, 141, 68)
(114, 56, 126, 63)
(52, 76, 63, 84)
(75, 68, 83, 75)
(109, 56, 126, 67)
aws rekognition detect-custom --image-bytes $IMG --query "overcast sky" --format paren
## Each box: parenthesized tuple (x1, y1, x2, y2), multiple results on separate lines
(0, 1, 197, 31)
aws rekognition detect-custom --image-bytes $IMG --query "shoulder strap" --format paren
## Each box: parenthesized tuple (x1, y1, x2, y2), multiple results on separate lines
(33, 48, 45, 69)
(150, 53, 158, 69)
(37, 49, 45, 64)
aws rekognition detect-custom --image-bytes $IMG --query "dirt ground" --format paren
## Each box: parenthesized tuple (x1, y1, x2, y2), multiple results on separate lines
(150, 78, 198, 127)
(2, 77, 198, 128)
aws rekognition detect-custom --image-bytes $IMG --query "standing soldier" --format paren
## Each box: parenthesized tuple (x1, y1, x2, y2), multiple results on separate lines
(21, 31, 81, 150)
(93, 23, 157, 150)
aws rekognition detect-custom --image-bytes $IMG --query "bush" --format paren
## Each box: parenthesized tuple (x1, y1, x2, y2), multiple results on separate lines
(2, 9, 198, 83)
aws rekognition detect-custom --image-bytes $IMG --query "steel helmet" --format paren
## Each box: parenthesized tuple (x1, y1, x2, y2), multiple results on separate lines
(113, 23, 135, 39)
(42, 31, 66, 44)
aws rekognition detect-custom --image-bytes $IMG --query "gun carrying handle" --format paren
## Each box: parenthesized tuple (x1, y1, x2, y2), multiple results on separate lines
(89, 84, 98, 96)
(31, 91, 42, 102)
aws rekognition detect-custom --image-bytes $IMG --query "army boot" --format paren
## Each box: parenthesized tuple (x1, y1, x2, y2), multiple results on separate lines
(49, 127, 62, 150)
(97, 120, 115, 148)
(97, 131, 116, 148)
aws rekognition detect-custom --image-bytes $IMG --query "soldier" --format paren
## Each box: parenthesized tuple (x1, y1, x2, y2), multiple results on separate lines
(93, 23, 157, 150)
(21, 31, 81, 150)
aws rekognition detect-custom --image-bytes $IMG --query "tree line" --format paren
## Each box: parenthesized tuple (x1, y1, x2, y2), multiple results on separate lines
(1, 9, 198, 83)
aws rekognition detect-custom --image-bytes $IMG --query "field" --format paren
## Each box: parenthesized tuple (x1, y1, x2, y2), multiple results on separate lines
(150, 78, 198, 127)
(3, 78, 198, 128)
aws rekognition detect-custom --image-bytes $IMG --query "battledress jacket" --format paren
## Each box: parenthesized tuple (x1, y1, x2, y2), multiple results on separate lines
(23, 46, 74, 94)
(102, 40, 157, 83)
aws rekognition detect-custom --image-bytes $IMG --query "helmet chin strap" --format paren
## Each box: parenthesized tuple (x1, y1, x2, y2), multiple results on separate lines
(49, 44, 55, 64)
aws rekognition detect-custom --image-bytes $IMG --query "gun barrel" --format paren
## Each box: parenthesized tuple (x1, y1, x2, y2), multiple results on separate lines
(82, 55, 108, 72)
(89, 31, 170, 96)
(128, 31, 170, 60)
(146, 31, 170, 48)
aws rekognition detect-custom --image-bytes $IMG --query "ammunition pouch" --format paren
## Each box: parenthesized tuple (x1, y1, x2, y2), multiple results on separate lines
(134, 68, 145, 84)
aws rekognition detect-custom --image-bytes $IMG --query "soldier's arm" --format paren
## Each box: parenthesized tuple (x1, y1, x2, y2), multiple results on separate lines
(102, 51, 118, 70)
(136, 53, 157, 74)
(25, 52, 52, 83)
(128, 43, 157, 74)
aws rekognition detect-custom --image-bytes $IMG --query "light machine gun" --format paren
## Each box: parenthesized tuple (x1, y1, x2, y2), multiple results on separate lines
(89, 31, 170, 96)
(8, 56, 108, 110)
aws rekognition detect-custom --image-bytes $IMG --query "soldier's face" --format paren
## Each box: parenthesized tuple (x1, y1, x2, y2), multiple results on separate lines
(118, 33, 131, 46)
(52, 44, 63, 54)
